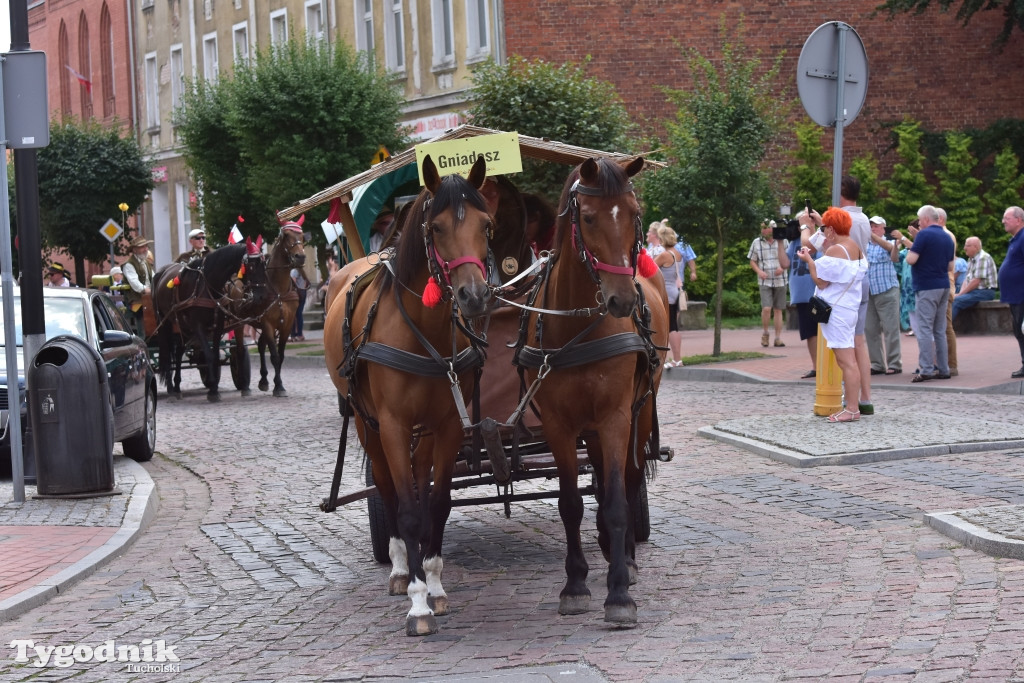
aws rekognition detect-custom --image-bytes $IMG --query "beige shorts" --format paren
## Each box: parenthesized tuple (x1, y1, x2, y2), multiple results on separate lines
(759, 285, 787, 310)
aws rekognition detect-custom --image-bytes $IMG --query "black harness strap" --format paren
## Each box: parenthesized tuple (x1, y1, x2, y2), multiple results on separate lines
(516, 332, 651, 370)
(357, 343, 484, 377)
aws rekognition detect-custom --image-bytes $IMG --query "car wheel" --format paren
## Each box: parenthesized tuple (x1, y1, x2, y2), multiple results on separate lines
(123, 385, 156, 462)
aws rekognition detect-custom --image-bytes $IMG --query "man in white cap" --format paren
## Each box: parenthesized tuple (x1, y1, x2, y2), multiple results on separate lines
(865, 215, 903, 375)
(176, 229, 211, 263)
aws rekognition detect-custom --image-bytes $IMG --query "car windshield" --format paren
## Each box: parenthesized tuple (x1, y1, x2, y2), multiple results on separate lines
(0, 297, 88, 346)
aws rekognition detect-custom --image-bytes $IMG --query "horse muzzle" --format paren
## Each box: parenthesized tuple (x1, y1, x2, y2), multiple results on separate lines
(454, 278, 491, 319)
(602, 284, 638, 319)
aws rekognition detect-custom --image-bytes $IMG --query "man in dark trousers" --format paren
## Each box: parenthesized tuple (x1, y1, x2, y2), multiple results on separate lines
(907, 205, 955, 382)
(999, 206, 1024, 378)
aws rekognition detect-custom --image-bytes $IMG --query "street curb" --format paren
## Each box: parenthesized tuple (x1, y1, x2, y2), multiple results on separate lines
(0, 458, 157, 623)
(665, 366, 1024, 395)
(697, 425, 1024, 468)
(925, 510, 1024, 560)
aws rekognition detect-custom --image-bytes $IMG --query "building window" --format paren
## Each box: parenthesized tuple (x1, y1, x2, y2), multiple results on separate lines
(354, 0, 374, 55)
(144, 52, 159, 129)
(270, 9, 288, 47)
(385, 0, 404, 71)
(233, 21, 249, 64)
(305, 0, 323, 42)
(203, 32, 218, 81)
(170, 45, 184, 113)
(100, 4, 115, 117)
(465, 0, 489, 61)
(431, 0, 454, 68)
(78, 12, 93, 118)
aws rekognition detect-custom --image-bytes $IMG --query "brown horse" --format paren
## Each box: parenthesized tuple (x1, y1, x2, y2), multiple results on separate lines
(515, 157, 668, 627)
(324, 154, 492, 636)
(255, 223, 307, 397)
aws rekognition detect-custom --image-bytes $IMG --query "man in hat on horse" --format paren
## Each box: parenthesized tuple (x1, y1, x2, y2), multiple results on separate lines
(122, 236, 156, 335)
(176, 228, 211, 263)
(45, 262, 71, 287)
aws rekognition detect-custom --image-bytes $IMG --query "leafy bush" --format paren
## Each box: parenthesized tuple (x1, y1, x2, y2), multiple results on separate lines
(711, 289, 761, 317)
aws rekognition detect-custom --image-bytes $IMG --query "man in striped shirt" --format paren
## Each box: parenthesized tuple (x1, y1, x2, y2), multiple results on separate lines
(865, 216, 903, 375)
(952, 236, 998, 320)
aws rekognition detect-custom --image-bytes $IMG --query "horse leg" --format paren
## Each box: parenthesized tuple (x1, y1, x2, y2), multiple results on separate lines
(362, 428, 407, 594)
(271, 332, 287, 397)
(257, 332, 270, 392)
(200, 328, 221, 403)
(590, 437, 638, 585)
(378, 422, 435, 636)
(422, 428, 460, 617)
(548, 429, 591, 616)
(595, 419, 637, 627)
(172, 335, 184, 397)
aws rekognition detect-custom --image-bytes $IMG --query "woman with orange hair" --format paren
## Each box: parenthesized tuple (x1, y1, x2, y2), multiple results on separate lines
(798, 207, 868, 422)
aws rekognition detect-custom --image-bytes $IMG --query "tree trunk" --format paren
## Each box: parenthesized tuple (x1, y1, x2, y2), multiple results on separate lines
(713, 217, 725, 356)
(74, 254, 87, 288)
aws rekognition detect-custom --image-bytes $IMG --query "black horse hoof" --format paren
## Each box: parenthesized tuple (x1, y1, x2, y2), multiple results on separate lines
(273, 388, 288, 398)
(240, 389, 251, 397)
(604, 602, 637, 626)
(558, 594, 590, 615)
(207, 393, 222, 403)
(258, 380, 269, 392)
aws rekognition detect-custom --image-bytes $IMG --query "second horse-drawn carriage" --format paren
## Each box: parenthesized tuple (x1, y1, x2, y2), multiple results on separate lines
(281, 125, 673, 635)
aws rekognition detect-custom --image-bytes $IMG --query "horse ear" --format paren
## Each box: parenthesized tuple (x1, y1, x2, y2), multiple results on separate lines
(579, 158, 600, 185)
(467, 156, 488, 189)
(623, 156, 645, 178)
(256, 235, 264, 251)
(296, 214, 306, 226)
(422, 155, 441, 194)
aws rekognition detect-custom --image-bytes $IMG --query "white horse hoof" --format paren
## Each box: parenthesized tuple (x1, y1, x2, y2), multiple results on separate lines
(558, 594, 590, 615)
(427, 595, 449, 615)
(604, 603, 637, 626)
(406, 614, 437, 636)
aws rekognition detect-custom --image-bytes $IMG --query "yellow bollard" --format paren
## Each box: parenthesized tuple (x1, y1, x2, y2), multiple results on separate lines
(813, 324, 843, 416)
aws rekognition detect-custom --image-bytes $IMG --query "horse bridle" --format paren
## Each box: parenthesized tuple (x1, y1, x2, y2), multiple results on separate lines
(420, 195, 493, 300)
(563, 178, 644, 286)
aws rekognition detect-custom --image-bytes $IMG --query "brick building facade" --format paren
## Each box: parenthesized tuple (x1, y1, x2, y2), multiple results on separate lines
(502, 1, 1024, 169)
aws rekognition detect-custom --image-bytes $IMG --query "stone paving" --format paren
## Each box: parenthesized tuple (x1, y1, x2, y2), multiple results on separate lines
(0, 343, 1023, 680)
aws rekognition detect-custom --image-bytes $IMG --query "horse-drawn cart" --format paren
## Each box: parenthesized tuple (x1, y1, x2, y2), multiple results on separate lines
(282, 126, 672, 633)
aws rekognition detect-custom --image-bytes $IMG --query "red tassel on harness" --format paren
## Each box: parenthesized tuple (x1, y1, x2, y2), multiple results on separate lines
(422, 279, 442, 308)
(637, 249, 658, 278)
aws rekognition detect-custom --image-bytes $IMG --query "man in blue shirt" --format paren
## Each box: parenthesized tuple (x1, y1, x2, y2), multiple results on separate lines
(998, 206, 1024, 378)
(907, 205, 955, 382)
(865, 216, 902, 375)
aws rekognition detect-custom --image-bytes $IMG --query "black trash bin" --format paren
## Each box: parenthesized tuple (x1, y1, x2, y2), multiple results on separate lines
(29, 335, 115, 497)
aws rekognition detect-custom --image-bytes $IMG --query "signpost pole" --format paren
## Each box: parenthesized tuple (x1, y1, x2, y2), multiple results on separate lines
(831, 23, 849, 207)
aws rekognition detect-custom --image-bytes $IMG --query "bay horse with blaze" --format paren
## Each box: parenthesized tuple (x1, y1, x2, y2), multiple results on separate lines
(323, 155, 492, 636)
(516, 157, 668, 626)
(255, 220, 307, 397)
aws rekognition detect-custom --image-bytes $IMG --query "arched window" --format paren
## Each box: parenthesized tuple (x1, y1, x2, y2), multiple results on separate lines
(58, 22, 71, 117)
(100, 3, 115, 118)
(78, 12, 93, 118)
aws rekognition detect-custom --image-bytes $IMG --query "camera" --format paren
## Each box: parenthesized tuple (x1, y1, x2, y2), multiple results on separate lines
(773, 218, 801, 242)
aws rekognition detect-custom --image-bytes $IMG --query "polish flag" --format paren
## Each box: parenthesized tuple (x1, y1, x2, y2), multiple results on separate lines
(228, 224, 244, 244)
(64, 64, 92, 94)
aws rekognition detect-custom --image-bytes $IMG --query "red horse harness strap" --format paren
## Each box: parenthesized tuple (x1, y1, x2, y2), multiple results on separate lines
(431, 243, 487, 285)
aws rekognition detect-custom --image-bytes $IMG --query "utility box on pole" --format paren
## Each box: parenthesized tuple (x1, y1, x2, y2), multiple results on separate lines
(2, 50, 49, 149)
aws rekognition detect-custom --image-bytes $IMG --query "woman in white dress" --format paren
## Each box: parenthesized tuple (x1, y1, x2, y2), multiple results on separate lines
(798, 207, 868, 423)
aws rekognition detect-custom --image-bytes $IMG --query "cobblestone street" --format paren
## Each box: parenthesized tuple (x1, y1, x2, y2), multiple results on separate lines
(2, 358, 1024, 681)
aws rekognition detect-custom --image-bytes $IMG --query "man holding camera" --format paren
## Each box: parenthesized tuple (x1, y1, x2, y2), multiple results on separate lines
(748, 220, 790, 348)
(865, 216, 903, 375)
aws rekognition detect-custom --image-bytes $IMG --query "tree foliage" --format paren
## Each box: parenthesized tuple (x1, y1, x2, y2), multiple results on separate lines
(34, 119, 154, 283)
(877, 0, 1024, 48)
(641, 17, 784, 354)
(466, 56, 634, 202)
(982, 145, 1024, 254)
(937, 131, 985, 243)
(176, 39, 407, 244)
(880, 118, 935, 229)
(849, 154, 881, 214)
(787, 119, 832, 213)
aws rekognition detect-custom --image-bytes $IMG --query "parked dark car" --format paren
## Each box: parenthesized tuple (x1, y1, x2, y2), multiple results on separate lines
(0, 286, 157, 476)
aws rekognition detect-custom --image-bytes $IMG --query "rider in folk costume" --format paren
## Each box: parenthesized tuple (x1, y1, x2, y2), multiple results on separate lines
(176, 228, 212, 263)
(122, 235, 156, 334)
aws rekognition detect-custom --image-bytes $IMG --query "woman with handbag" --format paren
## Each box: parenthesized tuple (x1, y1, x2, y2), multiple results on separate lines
(655, 224, 686, 368)
(798, 207, 868, 422)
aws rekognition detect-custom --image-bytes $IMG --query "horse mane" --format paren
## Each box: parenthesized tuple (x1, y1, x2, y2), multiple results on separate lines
(553, 158, 633, 254)
(382, 173, 489, 293)
(201, 243, 247, 295)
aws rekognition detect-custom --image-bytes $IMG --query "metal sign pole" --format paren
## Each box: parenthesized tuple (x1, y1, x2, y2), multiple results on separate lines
(831, 23, 849, 207)
(0, 58, 25, 502)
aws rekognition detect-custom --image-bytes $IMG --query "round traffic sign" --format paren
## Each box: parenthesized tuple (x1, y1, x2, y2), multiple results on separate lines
(797, 22, 869, 128)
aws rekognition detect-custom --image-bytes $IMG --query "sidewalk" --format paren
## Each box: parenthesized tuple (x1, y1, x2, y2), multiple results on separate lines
(2, 325, 1022, 624)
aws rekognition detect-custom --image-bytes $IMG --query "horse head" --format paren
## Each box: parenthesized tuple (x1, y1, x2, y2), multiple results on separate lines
(559, 156, 645, 318)
(415, 154, 493, 318)
(278, 221, 307, 269)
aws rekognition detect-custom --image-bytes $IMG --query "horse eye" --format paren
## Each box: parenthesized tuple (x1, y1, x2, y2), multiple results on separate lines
(429, 222, 442, 233)
(582, 214, 595, 225)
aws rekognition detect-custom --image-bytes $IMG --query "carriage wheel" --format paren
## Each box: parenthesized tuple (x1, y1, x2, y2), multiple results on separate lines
(230, 346, 251, 390)
(633, 475, 651, 543)
(365, 464, 391, 564)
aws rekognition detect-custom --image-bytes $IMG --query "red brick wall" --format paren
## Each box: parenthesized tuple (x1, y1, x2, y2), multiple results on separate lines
(503, 1, 1024, 169)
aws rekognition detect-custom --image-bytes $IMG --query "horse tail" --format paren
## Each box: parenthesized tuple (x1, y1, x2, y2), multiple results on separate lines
(156, 318, 175, 390)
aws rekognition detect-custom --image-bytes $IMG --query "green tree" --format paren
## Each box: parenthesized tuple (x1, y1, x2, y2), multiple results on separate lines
(788, 119, 831, 213)
(877, 0, 1023, 48)
(936, 131, 985, 244)
(466, 56, 633, 202)
(982, 144, 1024, 256)
(177, 39, 407, 244)
(35, 119, 154, 284)
(880, 118, 935, 229)
(849, 154, 881, 214)
(642, 18, 784, 355)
